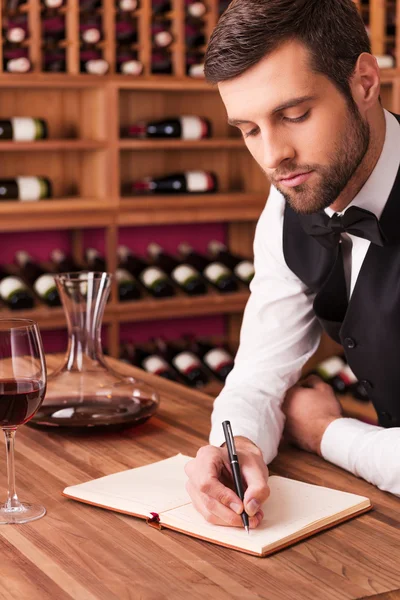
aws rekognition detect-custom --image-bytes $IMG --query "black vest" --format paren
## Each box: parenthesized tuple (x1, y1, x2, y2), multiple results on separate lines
(283, 113, 400, 428)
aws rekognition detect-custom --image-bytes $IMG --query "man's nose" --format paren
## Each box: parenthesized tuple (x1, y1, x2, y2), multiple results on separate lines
(261, 131, 295, 170)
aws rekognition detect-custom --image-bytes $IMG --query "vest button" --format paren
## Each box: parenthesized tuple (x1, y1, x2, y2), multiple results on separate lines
(359, 379, 373, 391)
(344, 337, 356, 349)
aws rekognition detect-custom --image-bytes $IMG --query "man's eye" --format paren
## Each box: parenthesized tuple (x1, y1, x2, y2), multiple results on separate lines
(243, 127, 260, 139)
(283, 110, 310, 123)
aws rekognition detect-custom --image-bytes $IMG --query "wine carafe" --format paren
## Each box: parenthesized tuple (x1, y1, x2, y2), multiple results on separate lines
(30, 272, 159, 429)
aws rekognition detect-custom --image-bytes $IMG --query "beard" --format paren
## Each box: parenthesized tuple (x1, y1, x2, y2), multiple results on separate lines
(270, 102, 370, 215)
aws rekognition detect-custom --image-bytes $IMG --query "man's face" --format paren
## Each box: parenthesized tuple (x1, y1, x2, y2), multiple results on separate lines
(218, 40, 370, 214)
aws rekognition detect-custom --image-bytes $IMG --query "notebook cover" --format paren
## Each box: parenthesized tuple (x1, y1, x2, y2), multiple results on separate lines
(62, 491, 373, 557)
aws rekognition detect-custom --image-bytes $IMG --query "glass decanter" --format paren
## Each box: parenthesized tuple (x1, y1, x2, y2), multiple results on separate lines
(30, 272, 159, 429)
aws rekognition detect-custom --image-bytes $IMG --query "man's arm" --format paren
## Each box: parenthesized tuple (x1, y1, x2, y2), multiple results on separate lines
(209, 187, 322, 465)
(283, 377, 400, 497)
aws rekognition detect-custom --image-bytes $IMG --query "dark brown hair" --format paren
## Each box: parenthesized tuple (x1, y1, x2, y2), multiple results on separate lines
(205, 0, 371, 100)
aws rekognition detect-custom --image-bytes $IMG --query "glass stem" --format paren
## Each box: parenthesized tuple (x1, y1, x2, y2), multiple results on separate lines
(4, 429, 21, 510)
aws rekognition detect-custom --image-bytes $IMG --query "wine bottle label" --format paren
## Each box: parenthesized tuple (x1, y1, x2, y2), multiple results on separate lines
(316, 356, 345, 379)
(185, 171, 214, 192)
(119, 0, 138, 10)
(85, 60, 109, 75)
(188, 63, 205, 78)
(7, 57, 31, 73)
(140, 267, 168, 289)
(34, 274, 57, 299)
(154, 31, 173, 47)
(172, 351, 201, 374)
(203, 348, 233, 371)
(234, 260, 255, 282)
(11, 118, 43, 142)
(180, 116, 207, 140)
(187, 1, 207, 17)
(375, 55, 394, 69)
(83, 29, 101, 44)
(339, 365, 358, 385)
(0, 276, 28, 300)
(121, 60, 143, 76)
(171, 264, 199, 285)
(45, 0, 64, 7)
(7, 27, 25, 44)
(17, 177, 48, 201)
(142, 355, 170, 375)
(115, 268, 134, 283)
(203, 262, 231, 283)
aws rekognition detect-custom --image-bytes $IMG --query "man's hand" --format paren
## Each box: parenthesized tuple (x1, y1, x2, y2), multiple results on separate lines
(282, 375, 343, 456)
(184, 437, 269, 529)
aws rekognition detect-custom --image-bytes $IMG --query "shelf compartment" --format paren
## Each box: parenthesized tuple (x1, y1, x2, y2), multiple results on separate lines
(0, 140, 108, 152)
(119, 192, 267, 225)
(119, 139, 245, 150)
(0, 199, 114, 232)
(115, 290, 250, 323)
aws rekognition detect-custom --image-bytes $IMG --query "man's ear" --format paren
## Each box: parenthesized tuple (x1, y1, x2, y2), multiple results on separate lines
(350, 52, 381, 111)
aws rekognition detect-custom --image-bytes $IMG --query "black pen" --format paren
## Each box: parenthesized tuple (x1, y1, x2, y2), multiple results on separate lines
(222, 420, 250, 534)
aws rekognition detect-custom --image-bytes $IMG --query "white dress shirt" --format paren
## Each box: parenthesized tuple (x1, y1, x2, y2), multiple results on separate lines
(209, 110, 400, 497)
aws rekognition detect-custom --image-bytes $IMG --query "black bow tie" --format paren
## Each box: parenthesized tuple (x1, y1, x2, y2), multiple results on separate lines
(301, 206, 387, 249)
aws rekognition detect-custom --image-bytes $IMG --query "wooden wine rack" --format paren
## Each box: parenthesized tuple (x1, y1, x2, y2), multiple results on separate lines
(0, 0, 399, 363)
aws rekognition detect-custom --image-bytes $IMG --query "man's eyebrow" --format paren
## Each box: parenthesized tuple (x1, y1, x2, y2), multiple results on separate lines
(227, 95, 316, 126)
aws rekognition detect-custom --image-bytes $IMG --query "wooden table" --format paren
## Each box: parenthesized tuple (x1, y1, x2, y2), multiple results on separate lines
(0, 355, 399, 600)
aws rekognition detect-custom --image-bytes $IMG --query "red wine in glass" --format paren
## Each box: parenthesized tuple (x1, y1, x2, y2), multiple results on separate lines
(0, 318, 47, 524)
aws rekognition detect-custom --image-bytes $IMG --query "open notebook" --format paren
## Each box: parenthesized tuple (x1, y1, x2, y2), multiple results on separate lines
(63, 453, 372, 557)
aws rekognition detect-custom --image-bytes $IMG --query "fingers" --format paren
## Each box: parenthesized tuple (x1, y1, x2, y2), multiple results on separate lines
(184, 445, 269, 528)
(301, 374, 330, 391)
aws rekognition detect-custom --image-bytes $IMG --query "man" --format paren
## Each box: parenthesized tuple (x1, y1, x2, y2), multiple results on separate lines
(184, 0, 400, 530)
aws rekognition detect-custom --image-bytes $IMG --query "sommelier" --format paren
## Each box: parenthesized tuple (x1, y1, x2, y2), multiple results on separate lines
(185, 0, 400, 531)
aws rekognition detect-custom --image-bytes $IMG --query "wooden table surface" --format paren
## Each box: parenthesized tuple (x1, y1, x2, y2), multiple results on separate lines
(0, 354, 399, 600)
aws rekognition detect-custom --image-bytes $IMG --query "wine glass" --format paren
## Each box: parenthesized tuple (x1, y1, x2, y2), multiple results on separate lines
(0, 319, 47, 524)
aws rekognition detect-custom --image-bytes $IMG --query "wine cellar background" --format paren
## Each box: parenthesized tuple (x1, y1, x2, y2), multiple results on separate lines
(0, 0, 399, 396)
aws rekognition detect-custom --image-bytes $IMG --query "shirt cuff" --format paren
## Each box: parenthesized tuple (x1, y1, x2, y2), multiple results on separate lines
(320, 417, 383, 472)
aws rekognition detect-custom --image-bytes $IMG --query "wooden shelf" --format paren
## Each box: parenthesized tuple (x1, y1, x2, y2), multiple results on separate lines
(0, 140, 107, 152)
(0, 199, 114, 232)
(119, 192, 266, 225)
(119, 139, 244, 150)
(0, 306, 114, 330)
(115, 290, 250, 323)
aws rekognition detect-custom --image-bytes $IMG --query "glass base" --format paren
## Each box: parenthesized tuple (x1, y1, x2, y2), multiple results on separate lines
(0, 502, 46, 524)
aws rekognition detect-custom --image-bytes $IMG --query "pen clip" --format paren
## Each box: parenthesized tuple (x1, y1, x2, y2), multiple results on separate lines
(223, 420, 237, 456)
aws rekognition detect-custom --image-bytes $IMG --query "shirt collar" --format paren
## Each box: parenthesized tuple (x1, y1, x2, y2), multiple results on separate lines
(325, 109, 400, 219)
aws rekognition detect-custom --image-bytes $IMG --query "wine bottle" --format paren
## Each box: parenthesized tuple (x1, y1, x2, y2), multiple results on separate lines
(42, 16, 66, 42)
(147, 242, 207, 296)
(0, 177, 52, 201)
(116, 50, 143, 75)
(152, 0, 171, 14)
(152, 23, 174, 48)
(86, 248, 142, 301)
(80, 50, 109, 74)
(43, 49, 66, 73)
(3, 49, 31, 73)
(0, 268, 34, 311)
(151, 51, 172, 74)
(79, 0, 101, 11)
(208, 240, 255, 284)
(130, 343, 179, 381)
(50, 249, 82, 273)
(132, 170, 218, 195)
(185, 23, 206, 48)
(186, 53, 205, 78)
(154, 337, 209, 388)
(125, 115, 211, 140)
(186, 0, 207, 18)
(187, 337, 234, 381)
(115, 18, 138, 43)
(4, 17, 28, 44)
(80, 20, 102, 45)
(119, 0, 139, 11)
(117, 246, 175, 298)
(312, 356, 347, 393)
(15, 251, 60, 307)
(178, 243, 238, 292)
(0, 118, 48, 142)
